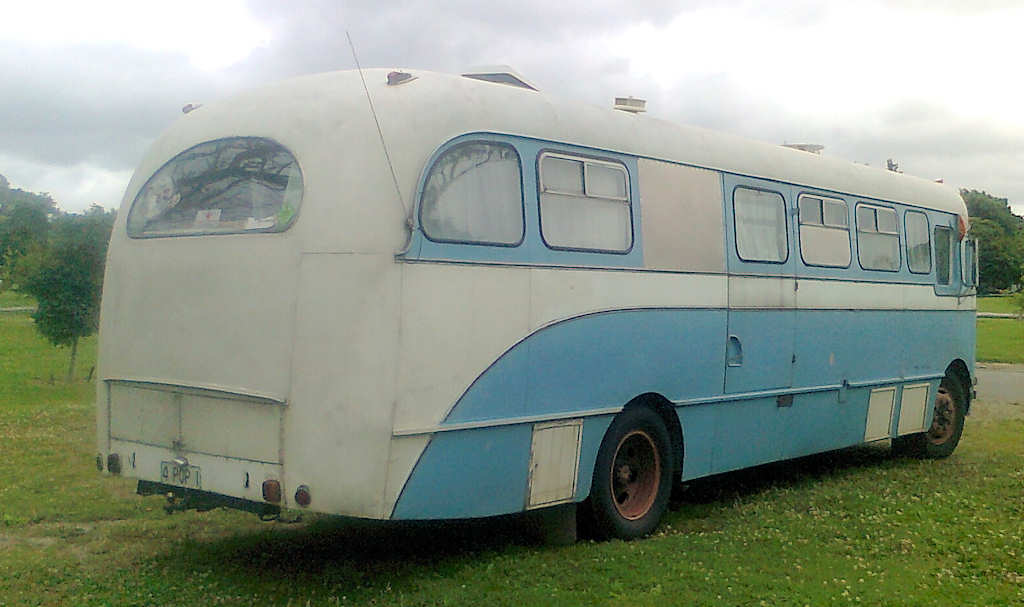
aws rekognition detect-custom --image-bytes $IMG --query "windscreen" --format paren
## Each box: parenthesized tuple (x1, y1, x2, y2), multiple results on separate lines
(127, 138, 303, 237)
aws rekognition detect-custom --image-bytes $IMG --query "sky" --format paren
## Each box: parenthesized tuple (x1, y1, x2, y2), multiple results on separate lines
(1, 0, 1022, 215)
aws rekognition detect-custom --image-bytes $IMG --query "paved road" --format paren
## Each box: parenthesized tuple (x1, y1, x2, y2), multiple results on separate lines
(976, 364, 1024, 404)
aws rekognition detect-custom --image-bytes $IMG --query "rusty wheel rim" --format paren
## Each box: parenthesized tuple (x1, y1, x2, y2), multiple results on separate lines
(610, 430, 661, 521)
(927, 387, 957, 445)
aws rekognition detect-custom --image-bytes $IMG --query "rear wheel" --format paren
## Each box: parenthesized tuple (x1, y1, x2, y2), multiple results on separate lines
(892, 375, 966, 458)
(589, 407, 672, 540)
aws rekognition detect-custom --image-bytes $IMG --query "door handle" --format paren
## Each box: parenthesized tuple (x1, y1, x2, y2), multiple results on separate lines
(727, 335, 743, 367)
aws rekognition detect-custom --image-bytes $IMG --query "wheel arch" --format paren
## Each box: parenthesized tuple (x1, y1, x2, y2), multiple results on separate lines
(945, 359, 972, 414)
(623, 393, 684, 479)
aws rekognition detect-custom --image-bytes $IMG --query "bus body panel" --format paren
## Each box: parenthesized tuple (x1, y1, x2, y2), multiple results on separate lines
(285, 253, 402, 517)
(387, 307, 972, 519)
(98, 68, 976, 525)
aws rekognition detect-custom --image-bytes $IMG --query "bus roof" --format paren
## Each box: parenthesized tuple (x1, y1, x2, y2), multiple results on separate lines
(208, 68, 970, 218)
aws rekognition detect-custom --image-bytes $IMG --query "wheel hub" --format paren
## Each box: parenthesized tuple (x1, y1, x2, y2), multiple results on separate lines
(610, 430, 661, 521)
(927, 388, 957, 445)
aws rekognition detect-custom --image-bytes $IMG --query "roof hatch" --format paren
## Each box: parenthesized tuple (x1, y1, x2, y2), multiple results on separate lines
(461, 65, 537, 91)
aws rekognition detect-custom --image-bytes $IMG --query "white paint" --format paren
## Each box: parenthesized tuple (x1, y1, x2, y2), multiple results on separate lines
(179, 393, 281, 464)
(729, 276, 797, 309)
(527, 419, 583, 508)
(864, 387, 896, 442)
(528, 268, 728, 330)
(396, 263, 532, 431)
(285, 253, 402, 518)
(897, 383, 931, 436)
(794, 279, 975, 311)
(109, 439, 283, 504)
(637, 159, 725, 273)
(107, 384, 283, 464)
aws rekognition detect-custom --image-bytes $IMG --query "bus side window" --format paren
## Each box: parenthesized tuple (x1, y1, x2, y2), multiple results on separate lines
(419, 141, 525, 246)
(538, 153, 632, 252)
(733, 187, 788, 263)
(798, 194, 850, 267)
(856, 204, 900, 271)
(934, 226, 952, 285)
(962, 238, 978, 287)
(905, 210, 931, 274)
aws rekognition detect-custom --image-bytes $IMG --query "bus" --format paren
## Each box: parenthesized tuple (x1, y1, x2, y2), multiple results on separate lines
(96, 67, 978, 541)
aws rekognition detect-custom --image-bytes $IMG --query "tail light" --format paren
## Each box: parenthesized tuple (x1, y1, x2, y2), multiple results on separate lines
(262, 480, 281, 503)
(294, 485, 311, 507)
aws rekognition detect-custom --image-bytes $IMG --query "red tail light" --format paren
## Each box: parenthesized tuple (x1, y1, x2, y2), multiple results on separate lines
(262, 480, 281, 503)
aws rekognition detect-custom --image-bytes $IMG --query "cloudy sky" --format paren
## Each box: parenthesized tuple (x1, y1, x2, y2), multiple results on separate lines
(2, 0, 1022, 214)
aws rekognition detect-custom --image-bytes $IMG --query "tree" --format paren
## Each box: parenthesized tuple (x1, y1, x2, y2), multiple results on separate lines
(961, 189, 1024, 294)
(967, 218, 1024, 293)
(962, 189, 1022, 234)
(15, 206, 115, 381)
(0, 174, 56, 279)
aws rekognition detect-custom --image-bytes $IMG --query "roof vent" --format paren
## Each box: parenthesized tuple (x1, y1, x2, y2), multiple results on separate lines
(462, 65, 537, 91)
(782, 143, 824, 154)
(614, 96, 646, 113)
(387, 71, 417, 86)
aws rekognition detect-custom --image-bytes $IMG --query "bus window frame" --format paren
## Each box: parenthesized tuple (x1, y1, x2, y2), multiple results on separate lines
(126, 136, 306, 239)
(535, 150, 635, 255)
(904, 209, 932, 275)
(961, 237, 979, 288)
(731, 185, 790, 265)
(854, 202, 901, 272)
(934, 225, 954, 287)
(417, 139, 527, 248)
(796, 192, 852, 269)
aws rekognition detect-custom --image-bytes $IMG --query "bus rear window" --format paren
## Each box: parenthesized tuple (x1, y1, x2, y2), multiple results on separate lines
(127, 138, 303, 237)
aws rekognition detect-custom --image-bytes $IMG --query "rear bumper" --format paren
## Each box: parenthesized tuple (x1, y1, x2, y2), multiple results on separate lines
(137, 480, 281, 517)
(107, 439, 287, 506)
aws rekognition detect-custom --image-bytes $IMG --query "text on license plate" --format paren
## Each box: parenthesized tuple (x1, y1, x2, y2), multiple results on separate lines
(160, 461, 201, 489)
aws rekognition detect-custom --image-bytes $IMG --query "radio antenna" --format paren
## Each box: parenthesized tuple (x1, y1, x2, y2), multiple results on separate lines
(346, 31, 411, 225)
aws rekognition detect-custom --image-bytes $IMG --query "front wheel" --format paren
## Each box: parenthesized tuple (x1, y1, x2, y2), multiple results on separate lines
(892, 375, 966, 458)
(588, 407, 673, 540)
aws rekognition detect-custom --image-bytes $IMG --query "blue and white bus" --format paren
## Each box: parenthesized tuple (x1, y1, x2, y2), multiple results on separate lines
(97, 67, 977, 540)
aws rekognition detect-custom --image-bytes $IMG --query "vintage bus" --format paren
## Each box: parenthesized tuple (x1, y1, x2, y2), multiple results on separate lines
(96, 67, 978, 540)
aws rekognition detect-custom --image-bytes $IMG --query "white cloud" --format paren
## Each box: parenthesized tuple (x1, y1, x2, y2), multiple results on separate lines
(1, 0, 272, 70)
(612, 2, 1024, 125)
(1, 0, 1023, 215)
(0, 154, 130, 212)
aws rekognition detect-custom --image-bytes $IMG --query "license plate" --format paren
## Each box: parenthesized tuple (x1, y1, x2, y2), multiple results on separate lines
(160, 461, 201, 489)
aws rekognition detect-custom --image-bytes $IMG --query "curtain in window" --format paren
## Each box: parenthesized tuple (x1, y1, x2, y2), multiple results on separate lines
(735, 189, 787, 262)
(540, 193, 630, 251)
(420, 142, 523, 244)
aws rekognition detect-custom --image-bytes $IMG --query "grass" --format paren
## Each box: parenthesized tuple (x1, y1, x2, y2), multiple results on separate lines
(2, 311, 1023, 606)
(976, 318, 1024, 363)
(977, 295, 1022, 316)
(0, 290, 34, 308)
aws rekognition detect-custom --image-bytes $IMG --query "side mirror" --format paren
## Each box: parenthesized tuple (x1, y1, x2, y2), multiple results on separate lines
(961, 238, 978, 292)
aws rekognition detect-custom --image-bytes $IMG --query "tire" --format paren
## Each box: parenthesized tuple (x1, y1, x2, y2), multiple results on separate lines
(892, 375, 966, 459)
(589, 407, 673, 540)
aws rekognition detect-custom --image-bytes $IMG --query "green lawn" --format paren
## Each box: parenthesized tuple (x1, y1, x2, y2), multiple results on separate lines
(976, 318, 1024, 363)
(2, 310, 1023, 606)
(0, 290, 34, 308)
(977, 295, 1022, 316)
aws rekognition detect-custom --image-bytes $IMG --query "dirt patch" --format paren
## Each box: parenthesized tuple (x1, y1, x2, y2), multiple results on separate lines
(0, 534, 57, 549)
(976, 362, 1024, 372)
(969, 399, 1024, 422)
